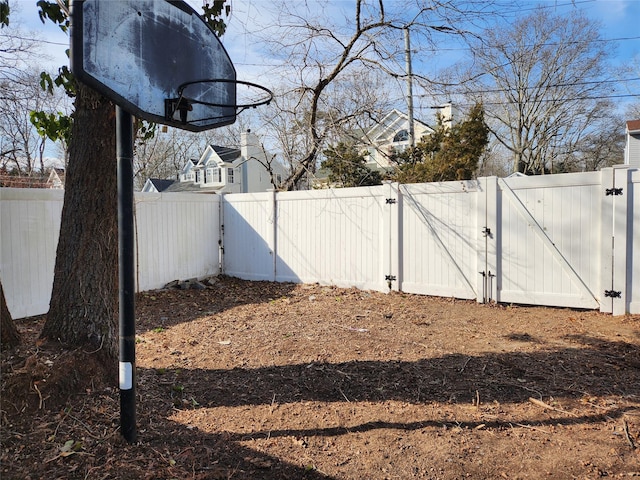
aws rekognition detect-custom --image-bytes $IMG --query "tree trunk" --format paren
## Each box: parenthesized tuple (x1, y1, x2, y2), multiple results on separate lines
(41, 84, 118, 366)
(1, 280, 20, 348)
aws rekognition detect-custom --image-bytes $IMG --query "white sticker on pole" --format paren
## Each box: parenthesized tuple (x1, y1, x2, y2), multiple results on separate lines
(119, 362, 133, 390)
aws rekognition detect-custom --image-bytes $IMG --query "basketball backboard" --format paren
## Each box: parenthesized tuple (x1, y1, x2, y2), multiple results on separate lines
(70, 0, 237, 131)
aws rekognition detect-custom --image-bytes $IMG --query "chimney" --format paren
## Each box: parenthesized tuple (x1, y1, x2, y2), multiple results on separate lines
(431, 102, 456, 129)
(241, 129, 262, 161)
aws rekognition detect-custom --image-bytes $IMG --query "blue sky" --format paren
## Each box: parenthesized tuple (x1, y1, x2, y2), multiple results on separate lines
(10, 0, 640, 113)
(535, 0, 639, 68)
(12, 0, 639, 68)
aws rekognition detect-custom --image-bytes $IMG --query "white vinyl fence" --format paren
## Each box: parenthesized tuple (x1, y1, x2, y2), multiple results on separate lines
(1, 167, 638, 319)
(0, 189, 63, 318)
(224, 167, 639, 316)
(0, 191, 221, 319)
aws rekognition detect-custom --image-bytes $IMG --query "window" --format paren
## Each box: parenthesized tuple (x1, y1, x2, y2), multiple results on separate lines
(195, 170, 201, 183)
(393, 129, 409, 143)
(227, 167, 234, 184)
(206, 168, 214, 184)
(217, 168, 222, 182)
(393, 144, 408, 154)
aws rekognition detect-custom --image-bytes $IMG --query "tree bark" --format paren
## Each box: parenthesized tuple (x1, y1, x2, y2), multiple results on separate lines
(41, 84, 118, 365)
(1, 280, 20, 348)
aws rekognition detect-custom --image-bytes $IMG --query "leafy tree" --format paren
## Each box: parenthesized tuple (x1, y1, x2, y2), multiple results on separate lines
(321, 142, 382, 187)
(393, 102, 488, 183)
(35, 1, 230, 372)
(0, 0, 8, 27)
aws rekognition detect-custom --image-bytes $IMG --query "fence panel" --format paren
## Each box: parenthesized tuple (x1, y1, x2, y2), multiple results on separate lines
(274, 186, 387, 291)
(222, 192, 276, 281)
(0, 188, 63, 318)
(134, 193, 220, 291)
(399, 181, 480, 299)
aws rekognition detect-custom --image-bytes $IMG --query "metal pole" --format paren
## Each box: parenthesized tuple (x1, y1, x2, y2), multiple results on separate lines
(116, 106, 136, 443)
(404, 26, 415, 148)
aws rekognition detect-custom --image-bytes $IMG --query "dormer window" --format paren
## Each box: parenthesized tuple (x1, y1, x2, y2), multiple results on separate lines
(393, 129, 409, 143)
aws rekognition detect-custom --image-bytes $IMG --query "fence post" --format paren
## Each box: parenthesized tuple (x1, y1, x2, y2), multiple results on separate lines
(600, 168, 613, 313)
(218, 194, 225, 275)
(382, 181, 401, 292)
(270, 189, 278, 282)
(612, 167, 630, 315)
(476, 177, 498, 303)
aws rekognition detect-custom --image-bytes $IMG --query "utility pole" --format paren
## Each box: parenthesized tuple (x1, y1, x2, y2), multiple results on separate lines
(404, 26, 415, 148)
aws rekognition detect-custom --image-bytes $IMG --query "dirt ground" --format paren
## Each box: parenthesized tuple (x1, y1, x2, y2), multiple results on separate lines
(2, 276, 639, 479)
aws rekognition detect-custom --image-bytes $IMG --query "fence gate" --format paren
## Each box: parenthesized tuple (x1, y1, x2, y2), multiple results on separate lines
(397, 181, 479, 300)
(490, 174, 601, 310)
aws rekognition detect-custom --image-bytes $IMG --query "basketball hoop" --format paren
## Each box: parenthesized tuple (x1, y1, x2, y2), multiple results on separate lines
(165, 79, 273, 126)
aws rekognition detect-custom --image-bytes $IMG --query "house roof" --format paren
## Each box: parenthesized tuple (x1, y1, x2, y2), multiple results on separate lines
(50, 168, 65, 182)
(363, 109, 433, 143)
(147, 178, 175, 192)
(627, 119, 640, 134)
(210, 145, 241, 163)
(163, 181, 222, 194)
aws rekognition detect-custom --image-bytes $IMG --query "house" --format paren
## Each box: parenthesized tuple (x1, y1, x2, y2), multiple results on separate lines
(358, 109, 435, 170)
(0, 167, 65, 189)
(47, 168, 65, 189)
(625, 119, 640, 168)
(142, 130, 286, 194)
(144, 178, 175, 192)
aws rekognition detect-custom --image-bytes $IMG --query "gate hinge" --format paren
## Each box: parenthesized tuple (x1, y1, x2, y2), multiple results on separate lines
(482, 227, 492, 237)
(385, 274, 396, 289)
(604, 290, 622, 298)
(605, 188, 623, 196)
(386, 198, 397, 204)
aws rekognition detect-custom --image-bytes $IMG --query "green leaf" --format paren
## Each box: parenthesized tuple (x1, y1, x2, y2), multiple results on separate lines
(37, 0, 69, 32)
(0, 0, 10, 27)
(201, 0, 230, 37)
(30, 111, 72, 144)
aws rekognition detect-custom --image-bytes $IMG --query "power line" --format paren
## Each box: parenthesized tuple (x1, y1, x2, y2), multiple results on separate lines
(234, 33, 640, 67)
(0, 33, 68, 46)
(456, 93, 639, 107)
(417, 77, 640, 97)
(412, 35, 640, 55)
